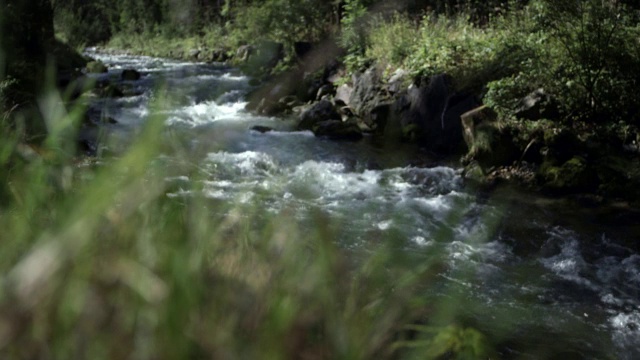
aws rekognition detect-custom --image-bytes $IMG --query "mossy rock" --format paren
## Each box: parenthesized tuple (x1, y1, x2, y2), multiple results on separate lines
(539, 156, 597, 193)
(595, 155, 640, 200)
(462, 161, 490, 188)
(472, 122, 520, 170)
(85, 61, 108, 74)
(461, 106, 522, 170)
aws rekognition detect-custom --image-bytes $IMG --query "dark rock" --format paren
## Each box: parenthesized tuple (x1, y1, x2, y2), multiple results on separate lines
(397, 74, 480, 153)
(316, 84, 334, 100)
(312, 120, 363, 141)
(298, 100, 341, 130)
(86, 60, 107, 73)
(294, 41, 313, 59)
(210, 48, 230, 62)
(94, 83, 124, 98)
(594, 155, 640, 199)
(250, 125, 274, 133)
(103, 117, 118, 124)
(543, 128, 582, 165)
(369, 102, 392, 132)
(121, 68, 141, 81)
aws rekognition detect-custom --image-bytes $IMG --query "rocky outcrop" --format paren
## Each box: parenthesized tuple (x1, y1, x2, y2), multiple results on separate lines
(297, 100, 341, 131)
(395, 74, 479, 153)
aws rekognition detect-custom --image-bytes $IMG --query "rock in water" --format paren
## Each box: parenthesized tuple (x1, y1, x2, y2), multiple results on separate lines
(86, 61, 107, 73)
(250, 125, 274, 133)
(121, 69, 141, 81)
(312, 120, 363, 141)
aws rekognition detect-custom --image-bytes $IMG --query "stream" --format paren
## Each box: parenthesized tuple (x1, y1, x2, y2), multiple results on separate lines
(85, 50, 640, 359)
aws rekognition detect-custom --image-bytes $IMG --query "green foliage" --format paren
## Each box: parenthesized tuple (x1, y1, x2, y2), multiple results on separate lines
(53, 0, 116, 47)
(233, 0, 332, 47)
(536, 0, 640, 123)
(485, 0, 640, 124)
(395, 325, 496, 360)
(340, 0, 370, 57)
(366, 14, 417, 67)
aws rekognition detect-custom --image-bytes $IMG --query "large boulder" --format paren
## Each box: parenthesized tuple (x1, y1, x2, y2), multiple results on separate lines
(335, 84, 353, 106)
(396, 74, 480, 153)
(297, 100, 341, 130)
(346, 67, 395, 132)
(461, 105, 520, 169)
(350, 67, 382, 117)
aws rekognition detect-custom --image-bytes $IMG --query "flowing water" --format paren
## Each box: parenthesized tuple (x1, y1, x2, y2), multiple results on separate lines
(85, 50, 640, 359)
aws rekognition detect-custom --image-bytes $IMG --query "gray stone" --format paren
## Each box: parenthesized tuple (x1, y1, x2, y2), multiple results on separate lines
(298, 100, 341, 130)
(335, 84, 353, 106)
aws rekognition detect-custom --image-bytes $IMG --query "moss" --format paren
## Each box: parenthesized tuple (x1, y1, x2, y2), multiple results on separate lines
(539, 156, 597, 193)
(595, 155, 640, 200)
(86, 61, 108, 74)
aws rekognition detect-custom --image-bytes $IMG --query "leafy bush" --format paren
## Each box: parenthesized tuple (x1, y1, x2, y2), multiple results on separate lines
(486, 0, 640, 124)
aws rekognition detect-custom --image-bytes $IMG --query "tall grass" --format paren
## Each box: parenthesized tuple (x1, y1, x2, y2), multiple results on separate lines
(0, 82, 503, 359)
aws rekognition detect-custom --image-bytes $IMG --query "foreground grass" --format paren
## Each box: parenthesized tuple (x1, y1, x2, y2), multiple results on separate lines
(0, 93, 502, 359)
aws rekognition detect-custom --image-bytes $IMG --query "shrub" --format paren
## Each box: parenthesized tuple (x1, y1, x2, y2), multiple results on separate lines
(486, 0, 640, 124)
